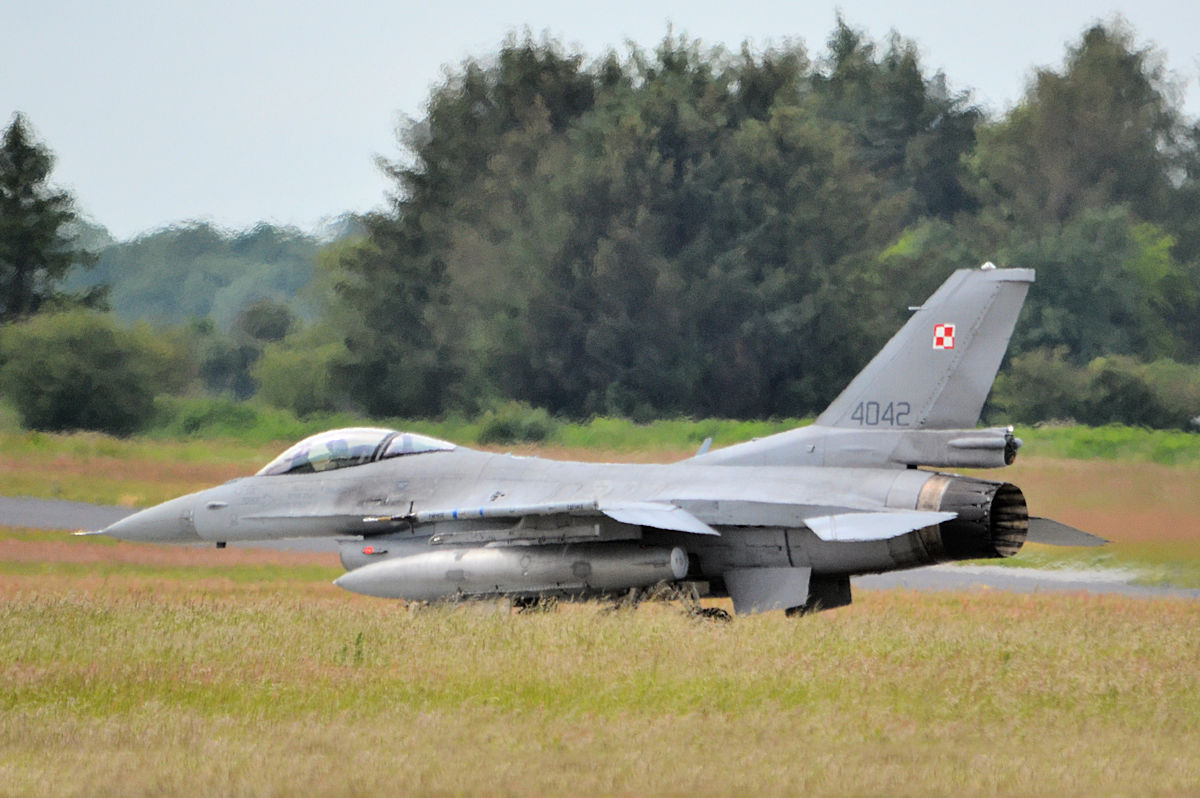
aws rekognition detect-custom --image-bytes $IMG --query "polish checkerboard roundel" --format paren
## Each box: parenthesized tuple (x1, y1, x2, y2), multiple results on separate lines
(933, 323, 955, 350)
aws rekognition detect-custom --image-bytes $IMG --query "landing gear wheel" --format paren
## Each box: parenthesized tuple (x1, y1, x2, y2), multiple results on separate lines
(512, 595, 558, 613)
(692, 606, 732, 622)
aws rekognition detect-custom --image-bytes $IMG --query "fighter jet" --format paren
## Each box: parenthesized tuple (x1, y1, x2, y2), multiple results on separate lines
(89, 264, 1102, 615)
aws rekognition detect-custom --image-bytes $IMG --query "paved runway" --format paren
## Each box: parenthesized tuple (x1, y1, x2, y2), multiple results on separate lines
(5, 495, 1197, 599)
(0, 495, 339, 552)
(1, 496, 135, 532)
(855, 563, 1200, 600)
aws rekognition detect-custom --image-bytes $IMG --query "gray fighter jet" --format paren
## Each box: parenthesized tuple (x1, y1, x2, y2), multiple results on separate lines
(89, 265, 1102, 614)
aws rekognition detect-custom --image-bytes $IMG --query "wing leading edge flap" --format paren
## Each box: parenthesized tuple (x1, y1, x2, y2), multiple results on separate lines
(805, 510, 957, 542)
(599, 502, 720, 536)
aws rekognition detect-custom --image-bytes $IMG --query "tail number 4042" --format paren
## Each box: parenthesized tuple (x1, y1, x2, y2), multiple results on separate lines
(851, 401, 911, 427)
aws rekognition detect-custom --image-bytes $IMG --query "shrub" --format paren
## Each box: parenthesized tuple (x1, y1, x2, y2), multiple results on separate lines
(992, 348, 1200, 429)
(477, 401, 559, 444)
(252, 338, 345, 417)
(0, 310, 159, 435)
(990, 347, 1088, 423)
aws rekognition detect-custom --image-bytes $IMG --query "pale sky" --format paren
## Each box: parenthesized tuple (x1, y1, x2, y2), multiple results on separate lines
(5, 0, 1199, 240)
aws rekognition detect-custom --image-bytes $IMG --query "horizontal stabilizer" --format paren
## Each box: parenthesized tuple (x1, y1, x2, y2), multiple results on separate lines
(806, 510, 956, 542)
(1027, 517, 1108, 547)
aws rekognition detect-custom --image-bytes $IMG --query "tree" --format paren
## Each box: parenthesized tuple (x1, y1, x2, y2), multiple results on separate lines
(252, 332, 345, 417)
(320, 31, 980, 418)
(810, 19, 982, 218)
(972, 23, 1179, 227)
(322, 36, 597, 417)
(320, 230, 457, 417)
(1004, 207, 1193, 362)
(310, 25, 1200, 423)
(234, 298, 295, 342)
(0, 113, 102, 321)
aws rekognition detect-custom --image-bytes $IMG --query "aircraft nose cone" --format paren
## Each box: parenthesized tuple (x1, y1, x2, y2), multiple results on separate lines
(101, 496, 200, 543)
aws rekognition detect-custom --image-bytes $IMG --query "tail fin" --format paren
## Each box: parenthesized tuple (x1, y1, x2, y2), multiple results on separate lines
(816, 265, 1033, 430)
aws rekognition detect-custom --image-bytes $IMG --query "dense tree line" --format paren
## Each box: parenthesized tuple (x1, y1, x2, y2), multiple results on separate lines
(318, 25, 985, 419)
(304, 21, 1200, 424)
(7, 20, 1200, 435)
(64, 220, 326, 329)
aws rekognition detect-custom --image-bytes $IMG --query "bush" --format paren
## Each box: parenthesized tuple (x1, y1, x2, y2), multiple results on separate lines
(991, 347, 1089, 423)
(252, 337, 345, 417)
(992, 347, 1200, 429)
(476, 401, 559, 444)
(146, 395, 368, 443)
(0, 311, 159, 435)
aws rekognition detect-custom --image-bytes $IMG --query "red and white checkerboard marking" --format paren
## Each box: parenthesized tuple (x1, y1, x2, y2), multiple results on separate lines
(933, 323, 956, 350)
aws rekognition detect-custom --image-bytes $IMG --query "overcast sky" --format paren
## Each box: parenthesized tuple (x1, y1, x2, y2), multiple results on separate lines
(5, 0, 1199, 240)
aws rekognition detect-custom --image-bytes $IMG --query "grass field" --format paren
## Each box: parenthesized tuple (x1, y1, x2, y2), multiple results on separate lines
(2, 541, 1199, 796)
(3, 425, 1200, 794)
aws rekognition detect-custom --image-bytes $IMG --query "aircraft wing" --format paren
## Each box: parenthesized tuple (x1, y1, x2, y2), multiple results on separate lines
(371, 499, 954, 542)
(674, 499, 955, 541)
(368, 500, 720, 536)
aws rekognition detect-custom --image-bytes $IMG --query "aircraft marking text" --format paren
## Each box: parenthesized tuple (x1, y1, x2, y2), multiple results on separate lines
(850, 401, 911, 427)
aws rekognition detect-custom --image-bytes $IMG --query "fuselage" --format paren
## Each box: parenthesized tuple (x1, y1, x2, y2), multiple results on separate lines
(105, 447, 937, 542)
(101, 445, 1024, 591)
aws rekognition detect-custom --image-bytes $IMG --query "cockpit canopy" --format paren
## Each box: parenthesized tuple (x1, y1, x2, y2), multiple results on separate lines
(256, 427, 455, 476)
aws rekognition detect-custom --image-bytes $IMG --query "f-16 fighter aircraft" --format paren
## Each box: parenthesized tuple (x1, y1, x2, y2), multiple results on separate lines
(89, 264, 1102, 614)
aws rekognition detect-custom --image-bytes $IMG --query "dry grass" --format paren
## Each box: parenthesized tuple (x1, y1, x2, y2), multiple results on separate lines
(1, 558, 1198, 797)
(4, 435, 1200, 794)
(962, 458, 1200, 587)
(2, 534, 1200, 796)
(1002, 457, 1200, 544)
(0, 431, 274, 507)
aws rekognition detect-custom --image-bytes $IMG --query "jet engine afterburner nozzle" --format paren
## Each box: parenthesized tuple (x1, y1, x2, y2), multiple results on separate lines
(916, 475, 1029, 561)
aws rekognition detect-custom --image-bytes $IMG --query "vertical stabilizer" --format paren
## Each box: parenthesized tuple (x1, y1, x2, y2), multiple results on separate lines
(816, 266, 1033, 430)
(688, 265, 1034, 467)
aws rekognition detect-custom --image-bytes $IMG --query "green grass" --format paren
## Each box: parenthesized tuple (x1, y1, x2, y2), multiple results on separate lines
(134, 397, 1200, 465)
(7, 390, 1200, 462)
(143, 398, 806, 455)
(1016, 423, 1200, 465)
(552, 415, 802, 452)
(0, 426, 271, 465)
